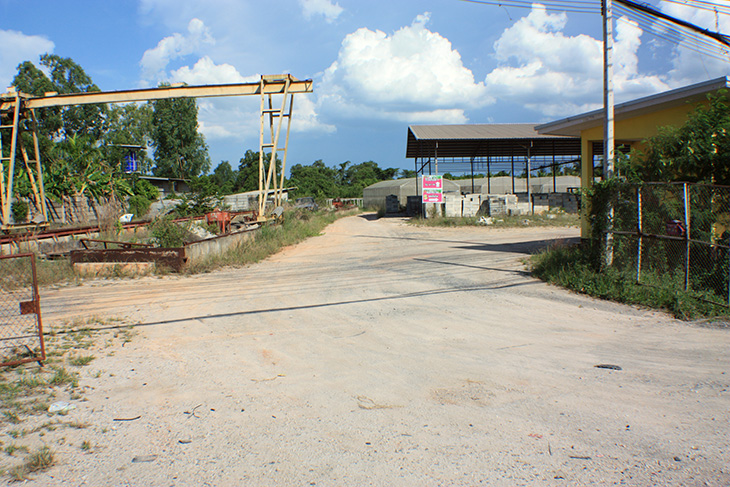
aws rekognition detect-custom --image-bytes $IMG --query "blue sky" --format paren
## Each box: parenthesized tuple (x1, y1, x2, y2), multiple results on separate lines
(2, 0, 729, 174)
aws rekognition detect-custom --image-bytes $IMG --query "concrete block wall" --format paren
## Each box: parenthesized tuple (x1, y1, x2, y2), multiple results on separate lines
(385, 194, 400, 214)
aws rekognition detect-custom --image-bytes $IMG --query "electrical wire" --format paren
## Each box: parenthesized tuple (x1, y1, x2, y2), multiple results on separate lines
(460, 0, 730, 62)
(458, 0, 600, 14)
(615, 3, 730, 61)
(661, 0, 730, 16)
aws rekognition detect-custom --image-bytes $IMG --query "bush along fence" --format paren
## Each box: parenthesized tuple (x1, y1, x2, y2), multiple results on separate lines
(594, 181, 730, 306)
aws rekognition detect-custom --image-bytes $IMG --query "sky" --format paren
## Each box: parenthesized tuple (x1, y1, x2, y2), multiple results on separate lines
(1, 0, 729, 175)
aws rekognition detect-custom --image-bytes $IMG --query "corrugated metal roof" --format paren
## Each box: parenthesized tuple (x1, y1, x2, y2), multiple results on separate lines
(406, 124, 581, 159)
(409, 123, 564, 140)
(537, 77, 730, 137)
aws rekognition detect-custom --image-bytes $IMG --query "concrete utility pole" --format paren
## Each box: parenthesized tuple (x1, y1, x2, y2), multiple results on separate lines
(603, 0, 615, 266)
(603, 0, 615, 178)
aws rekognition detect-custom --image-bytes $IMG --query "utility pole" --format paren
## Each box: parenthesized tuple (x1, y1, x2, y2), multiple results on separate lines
(603, 0, 614, 179)
(603, 0, 615, 266)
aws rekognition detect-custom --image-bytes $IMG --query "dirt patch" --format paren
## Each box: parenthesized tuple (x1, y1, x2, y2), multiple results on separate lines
(14, 215, 730, 485)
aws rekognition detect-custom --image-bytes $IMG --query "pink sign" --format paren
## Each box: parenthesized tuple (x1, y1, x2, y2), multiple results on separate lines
(422, 191, 443, 203)
(422, 175, 443, 189)
(422, 175, 444, 203)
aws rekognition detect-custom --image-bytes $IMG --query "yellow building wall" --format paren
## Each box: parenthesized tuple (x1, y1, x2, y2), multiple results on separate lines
(578, 102, 705, 238)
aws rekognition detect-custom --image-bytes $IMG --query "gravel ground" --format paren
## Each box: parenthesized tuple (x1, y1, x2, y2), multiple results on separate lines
(14, 214, 730, 486)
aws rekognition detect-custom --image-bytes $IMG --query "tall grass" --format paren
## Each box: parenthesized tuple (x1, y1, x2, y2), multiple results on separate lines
(409, 212, 579, 228)
(530, 241, 729, 320)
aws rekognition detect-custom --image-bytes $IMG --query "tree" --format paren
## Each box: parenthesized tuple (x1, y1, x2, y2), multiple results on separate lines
(102, 103, 154, 174)
(288, 160, 338, 198)
(211, 160, 236, 194)
(234, 150, 281, 193)
(628, 91, 730, 185)
(41, 54, 106, 139)
(13, 55, 107, 141)
(150, 89, 210, 179)
(45, 135, 131, 200)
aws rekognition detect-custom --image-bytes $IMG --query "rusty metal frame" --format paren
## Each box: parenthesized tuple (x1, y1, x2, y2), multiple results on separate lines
(0, 75, 312, 230)
(0, 253, 45, 367)
(69, 247, 186, 272)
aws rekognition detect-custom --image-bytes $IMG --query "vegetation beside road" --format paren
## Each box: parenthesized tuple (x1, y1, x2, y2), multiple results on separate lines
(407, 211, 579, 228)
(530, 241, 729, 320)
(184, 208, 360, 274)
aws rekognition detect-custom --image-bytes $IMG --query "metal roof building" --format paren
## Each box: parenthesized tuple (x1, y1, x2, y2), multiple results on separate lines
(405, 124, 581, 198)
(363, 178, 461, 210)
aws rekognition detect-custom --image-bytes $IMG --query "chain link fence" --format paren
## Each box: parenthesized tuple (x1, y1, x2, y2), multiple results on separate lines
(0, 253, 45, 366)
(607, 182, 730, 306)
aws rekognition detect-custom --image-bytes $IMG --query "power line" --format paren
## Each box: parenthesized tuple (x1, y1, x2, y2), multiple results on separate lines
(458, 0, 599, 14)
(460, 0, 730, 61)
(615, 0, 730, 46)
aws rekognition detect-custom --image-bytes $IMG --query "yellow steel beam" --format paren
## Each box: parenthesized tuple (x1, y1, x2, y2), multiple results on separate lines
(1, 75, 312, 110)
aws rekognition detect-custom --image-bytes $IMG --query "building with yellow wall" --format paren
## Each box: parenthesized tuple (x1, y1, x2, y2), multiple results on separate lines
(536, 76, 730, 237)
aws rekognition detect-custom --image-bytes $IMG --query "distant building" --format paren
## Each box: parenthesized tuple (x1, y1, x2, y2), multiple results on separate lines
(363, 178, 461, 211)
(138, 176, 191, 197)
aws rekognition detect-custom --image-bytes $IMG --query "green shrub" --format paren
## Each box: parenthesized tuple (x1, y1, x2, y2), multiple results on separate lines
(127, 195, 151, 218)
(530, 241, 729, 320)
(150, 216, 189, 248)
(11, 200, 28, 223)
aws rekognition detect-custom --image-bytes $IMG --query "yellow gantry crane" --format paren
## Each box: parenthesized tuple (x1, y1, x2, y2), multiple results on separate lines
(0, 74, 313, 229)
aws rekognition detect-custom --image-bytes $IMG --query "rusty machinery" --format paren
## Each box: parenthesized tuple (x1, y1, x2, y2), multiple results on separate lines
(0, 74, 313, 230)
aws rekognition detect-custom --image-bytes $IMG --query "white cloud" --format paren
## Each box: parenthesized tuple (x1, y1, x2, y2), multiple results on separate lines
(169, 57, 333, 141)
(658, 0, 730, 86)
(0, 29, 54, 91)
(170, 56, 258, 85)
(299, 0, 343, 23)
(140, 18, 214, 82)
(292, 95, 336, 133)
(484, 5, 669, 117)
(318, 12, 490, 123)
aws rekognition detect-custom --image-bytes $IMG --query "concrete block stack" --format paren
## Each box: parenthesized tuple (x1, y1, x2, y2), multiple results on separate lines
(484, 194, 519, 216)
(406, 196, 422, 216)
(444, 194, 463, 217)
(532, 194, 550, 214)
(462, 194, 482, 217)
(385, 194, 400, 214)
(548, 193, 579, 213)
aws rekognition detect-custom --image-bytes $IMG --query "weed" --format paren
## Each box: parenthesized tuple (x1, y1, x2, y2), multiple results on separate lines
(409, 212, 580, 228)
(24, 445, 54, 472)
(80, 440, 91, 451)
(530, 241, 730, 319)
(4, 444, 27, 456)
(68, 355, 95, 367)
(49, 367, 78, 388)
(2, 411, 20, 424)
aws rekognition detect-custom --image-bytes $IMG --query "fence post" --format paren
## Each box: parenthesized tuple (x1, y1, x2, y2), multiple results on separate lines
(684, 183, 690, 292)
(636, 186, 642, 283)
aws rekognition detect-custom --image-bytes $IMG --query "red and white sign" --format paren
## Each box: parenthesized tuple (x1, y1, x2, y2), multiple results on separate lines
(422, 175, 444, 203)
(422, 175, 443, 190)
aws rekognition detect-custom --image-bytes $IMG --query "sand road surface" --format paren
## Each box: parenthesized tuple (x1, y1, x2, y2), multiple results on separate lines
(31, 214, 730, 485)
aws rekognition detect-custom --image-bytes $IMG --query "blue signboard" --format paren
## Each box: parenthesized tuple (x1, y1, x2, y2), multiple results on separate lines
(124, 152, 138, 173)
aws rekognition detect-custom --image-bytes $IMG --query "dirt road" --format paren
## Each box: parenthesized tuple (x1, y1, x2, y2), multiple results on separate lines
(34, 214, 730, 485)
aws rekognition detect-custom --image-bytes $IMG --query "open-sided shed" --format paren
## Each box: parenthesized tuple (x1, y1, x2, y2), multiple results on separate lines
(406, 124, 581, 198)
